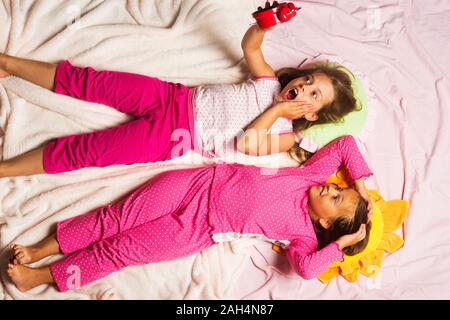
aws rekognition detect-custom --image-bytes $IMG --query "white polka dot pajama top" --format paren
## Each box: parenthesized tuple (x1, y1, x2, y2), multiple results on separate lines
(193, 77, 296, 158)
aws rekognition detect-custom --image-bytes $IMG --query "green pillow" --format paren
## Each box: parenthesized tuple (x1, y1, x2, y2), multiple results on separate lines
(297, 56, 370, 152)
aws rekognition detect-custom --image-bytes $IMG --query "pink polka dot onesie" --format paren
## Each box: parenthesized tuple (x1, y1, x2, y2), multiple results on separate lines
(43, 61, 293, 173)
(49, 136, 372, 292)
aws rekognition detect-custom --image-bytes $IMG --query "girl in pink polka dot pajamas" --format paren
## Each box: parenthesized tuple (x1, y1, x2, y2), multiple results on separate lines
(0, 25, 360, 177)
(8, 135, 373, 292)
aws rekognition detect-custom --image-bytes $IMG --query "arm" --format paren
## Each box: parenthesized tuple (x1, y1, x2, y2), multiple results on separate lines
(285, 238, 344, 280)
(354, 178, 373, 220)
(237, 132, 296, 156)
(302, 136, 373, 184)
(241, 25, 275, 78)
(236, 101, 313, 155)
(287, 224, 368, 279)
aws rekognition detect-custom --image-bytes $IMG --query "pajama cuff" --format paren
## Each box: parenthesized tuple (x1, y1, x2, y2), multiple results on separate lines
(49, 262, 67, 292)
(55, 221, 70, 255)
(330, 241, 345, 262)
(53, 60, 73, 96)
(42, 140, 58, 174)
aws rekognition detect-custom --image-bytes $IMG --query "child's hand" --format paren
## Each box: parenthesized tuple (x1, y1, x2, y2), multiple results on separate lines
(335, 224, 367, 250)
(249, 23, 273, 32)
(274, 101, 314, 120)
(354, 178, 372, 221)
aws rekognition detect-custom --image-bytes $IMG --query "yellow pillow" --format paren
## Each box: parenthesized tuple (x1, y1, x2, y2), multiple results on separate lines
(272, 174, 409, 284)
(317, 190, 408, 283)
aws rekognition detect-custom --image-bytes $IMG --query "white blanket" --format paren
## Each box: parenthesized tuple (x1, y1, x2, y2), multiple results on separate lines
(0, 0, 296, 300)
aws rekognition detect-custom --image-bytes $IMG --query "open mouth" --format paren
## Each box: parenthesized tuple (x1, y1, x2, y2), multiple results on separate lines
(285, 88, 298, 100)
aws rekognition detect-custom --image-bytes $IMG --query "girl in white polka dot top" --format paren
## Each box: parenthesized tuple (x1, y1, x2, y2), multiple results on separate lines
(196, 25, 360, 161)
(0, 25, 359, 177)
(8, 136, 373, 292)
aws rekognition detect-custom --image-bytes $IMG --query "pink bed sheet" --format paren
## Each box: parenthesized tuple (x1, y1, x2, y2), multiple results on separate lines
(232, 0, 450, 300)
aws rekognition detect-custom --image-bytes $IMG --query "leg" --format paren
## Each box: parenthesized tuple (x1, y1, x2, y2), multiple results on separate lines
(0, 53, 57, 90)
(0, 146, 45, 178)
(7, 264, 54, 292)
(54, 166, 214, 255)
(5, 171, 211, 292)
(11, 233, 60, 265)
(9, 165, 212, 266)
(52, 61, 195, 153)
(7, 235, 59, 291)
(49, 185, 214, 292)
(52, 60, 189, 118)
(0, 116, 178, 177)
(42, 117, 180, 174)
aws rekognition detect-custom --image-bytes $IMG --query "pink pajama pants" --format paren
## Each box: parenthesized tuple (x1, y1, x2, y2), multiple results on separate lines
(49, 166, 216, 292)
(43, 61, 196, 174)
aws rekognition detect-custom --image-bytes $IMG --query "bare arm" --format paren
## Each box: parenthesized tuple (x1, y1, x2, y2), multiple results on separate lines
(241, 25, 275, 78)
(237, 101, 314, 156)
(237, 131, 296, 156)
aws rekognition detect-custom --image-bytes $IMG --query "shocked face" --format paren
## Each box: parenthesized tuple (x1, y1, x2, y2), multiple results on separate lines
(278, 73, 335, 114)
(308, 183, 359, 226)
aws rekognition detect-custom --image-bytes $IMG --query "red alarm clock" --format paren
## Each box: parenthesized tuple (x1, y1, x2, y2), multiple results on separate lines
(253, 1, 301, 29)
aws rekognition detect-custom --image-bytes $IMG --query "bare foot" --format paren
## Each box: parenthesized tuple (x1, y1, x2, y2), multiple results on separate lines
(6, 263, 49, 292)
(11, 244, 41, 265)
